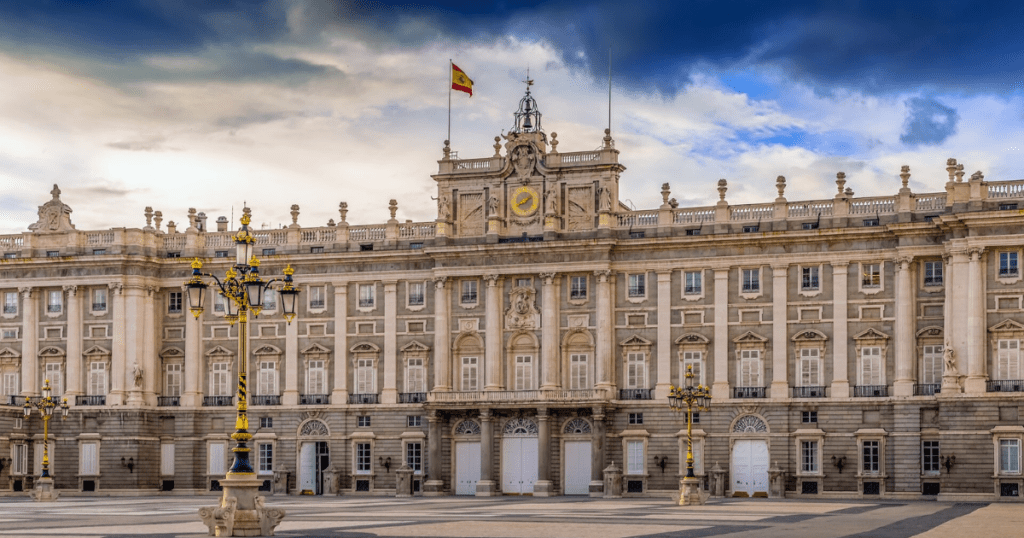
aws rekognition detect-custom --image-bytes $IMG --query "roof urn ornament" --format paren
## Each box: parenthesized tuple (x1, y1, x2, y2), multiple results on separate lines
(717, 179, 728, 202)
(836, 172, 847, 195)
(900, 165, 911, 189)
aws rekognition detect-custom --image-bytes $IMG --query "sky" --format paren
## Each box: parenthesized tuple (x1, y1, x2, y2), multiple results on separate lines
(1, 0, 1023, 233)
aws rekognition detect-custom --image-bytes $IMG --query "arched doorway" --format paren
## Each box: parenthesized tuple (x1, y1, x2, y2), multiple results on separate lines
(561, 418, 592, 495)
(453, 419, 481, 495)
(297, 419, 330, 495)
(730, 415, 770, 497)
(502, 417, 539, 494)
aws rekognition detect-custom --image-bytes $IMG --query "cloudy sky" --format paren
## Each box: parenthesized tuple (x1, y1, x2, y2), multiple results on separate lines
(1, 1, 1023, 233)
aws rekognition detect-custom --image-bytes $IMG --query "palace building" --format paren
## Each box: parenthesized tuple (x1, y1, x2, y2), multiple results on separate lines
(2, 87, 1024, 501)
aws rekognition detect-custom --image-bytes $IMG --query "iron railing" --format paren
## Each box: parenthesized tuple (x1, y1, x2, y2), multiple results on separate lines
(76, 395, 106, 406)
(988, 380, 1024, 392)
(157, 396, 180, 406)
(792, 386, 825, 398)
(854, 385, 888, 397)
(348, 393, 379, 404)
(251, 395, 281, 406)
(299, 394, 330, 405)
(619, 389, 652, 400)
(733, 386, 766, 398)
(203, 396, 233, 406)
(914, 384, 940, 396)
(399, 392, 427, 403)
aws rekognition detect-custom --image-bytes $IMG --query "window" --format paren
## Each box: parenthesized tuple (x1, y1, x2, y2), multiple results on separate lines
(309, 286, 325, 309)
(514, 355, 534, 391)
(163, 363, 181, 396)
(461, 356, 479, 391)
(684, 271, 702, 295)
(3, 292, 16, 314)
(258, 361, 277, 395)
(799, 349, 821, 386)
(628, 412, 643, 425)
(802, 222, 819, 230)
(356, 443, 372, 474)
(1001, 252, 1019, 277)
(515, 278, 532, 288)
(259, 417, 273, 428)
(47, 290, 62, 313)
(801, 441, 819, 473)
(358, 416, 371, 427)
(860, 347, 882, 385)
(628, 274, 646, 298)
(2, 253, 15, 259)
(570, 276, 587, 300)
(922, 345, 943, 385)
(681, 351, 703, 385)
(92, 249, 105, 255)
(262, 248, 276, 256)
(13, 444, 27, 475)
(215, 250, 229, 258)
(922, 441, 940, 475)
(408, 282, 425, 306)
(92, 288, 107, 312)
(407, 416, 422, 427)
(44, 363, 62, 396)
(626, 352, 646, 389)
(862, 440, 880, 473)
(742, 268, 760, 293)
(862, 263, 881, 288)
(686, 229, 701, 236)
(258, 443, 273, 474)
(214, 293, 227, 313)
(802, 411, 817, 423)
(739, 350, 761, 387)
(356, 358, 375, 394)
(3, 372, 19, 398)
(863, 218, 879, 227)
(46, 250, 59, 258)
(626, 440, 644, 475)
(210, 362, 230, 397)
(262, 288, 276, 311)
(88, 362, 107, 396)
(570, 354, 589, 390)
(801, 266, 819, 291)
(1001, 439, 1021, 474)
(1, 328, 16, 339)
(307, 360, 326, 394)
(167, 292, 182, 314)
(629, 231, 645, 239)
(406, 357, 425, 393)
(406, 442, 422, 474)
(310, 246, 324, 254)
(924, 261, 943, 286)
(997, 340, 1021, 380)
(461, 280, 477, 304)
(410, 242, 422, 249)
(358, 284, 375, 308)
(166, 252, 181, 258)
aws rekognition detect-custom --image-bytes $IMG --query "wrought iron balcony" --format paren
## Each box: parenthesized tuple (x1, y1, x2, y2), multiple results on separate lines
(427, 389, 604, 404)
(348, 393, 379, 404)
(733, 386, 766, 398)
(3, 305, 16, 314)
(203, 396, 234, 406)
(914, 384, 940, 396)
(300, 394, 330, 405)
(987, 379, 1024, 392)
(5, 395, 37, 405)
(619, 388, 652, 400)
(792, 386, 825, 398)
(92, 303, 107, 311)
(854, 385, 888, 397)
(251, 395, 281, 406)
(157, 396, 180, 407)
(399, 392, 427, 404)
(76, 395, 106, 406)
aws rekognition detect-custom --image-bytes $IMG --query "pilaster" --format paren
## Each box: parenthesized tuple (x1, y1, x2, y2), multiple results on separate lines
(476, 409, 497, 496)
(893, 256, 916, 397)
(19, 287, 37, 397)
(655, 271, 672, 399)
(109, 282, 126, 405)
(830, 263, 850, 397)
(712, 269, 730, 400)
(382, 281, 398, 404)
(484, 274, 502, 391)
(282, 307, 299, 405)
(423, 410, 444, 495)
(183, 286, 204, 407)
(432, 277, 451, 392)
(533, 408, 554, 496)
(594, 270, 613, 391)
(331, 283, 349, 403)
(965, 248, 987, 393)
(142, 286, 158, 406)
(540, 273, 559, 390)
(64, 285, 82, 401)
(590, 406, 606, 496)
(770, 265, 789, 398)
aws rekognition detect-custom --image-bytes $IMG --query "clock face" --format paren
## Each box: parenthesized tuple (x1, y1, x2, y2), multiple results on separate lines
(510, 185, 539, 217)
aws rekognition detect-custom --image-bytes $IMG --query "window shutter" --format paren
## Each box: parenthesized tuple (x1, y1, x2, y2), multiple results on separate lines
(161, 443, 175, 476)
(81, 443, 98, 475)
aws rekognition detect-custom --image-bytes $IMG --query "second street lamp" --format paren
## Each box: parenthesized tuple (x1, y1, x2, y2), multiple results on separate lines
(668, 365, 711, 505)
(23, 378, 69, 501)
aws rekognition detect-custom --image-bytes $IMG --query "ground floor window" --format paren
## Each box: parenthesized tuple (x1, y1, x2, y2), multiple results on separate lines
(356, 443, 372, 474)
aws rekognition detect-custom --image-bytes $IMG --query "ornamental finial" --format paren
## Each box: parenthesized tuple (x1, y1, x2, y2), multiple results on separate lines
(283, 265, 295, 276)
(240, 213, 251, 226)
(191, 258, 203, 270)
(249, 255, 260, 267)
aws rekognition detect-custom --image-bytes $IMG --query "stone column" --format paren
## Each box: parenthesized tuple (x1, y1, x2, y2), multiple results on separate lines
(894, 257, 916, 396)
(125, 284, 146, 406)
(965, 248, 987, 393)
(712, 269, 730, 400)
(143, 286, 158, 406)
(109, 282, 127, 405)
(590, 406, 606, 497)
(19, 287, 37, 396)
(331, 282, 349, 403)
(947, 248, 970, 384)
(540, 273, 559, 390)
(183, 287, 204, 407)
(64, 285, 82, 402)
(534, 408, 554, 496)
(484, 274, 502, 390)
(282, 308, 299, 405)
(595, 270, 613, 391)
(476, 409, 497, 495)
(770, 265, 788, 398)
(423, 411, 444, 495)
(433, 277, 451, 391)
(830, 263, 850, 397)
(382, 281, 398, 404)
(655, 271, 673, 399)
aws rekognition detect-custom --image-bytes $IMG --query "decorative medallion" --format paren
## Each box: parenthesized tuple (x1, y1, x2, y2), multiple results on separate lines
(510, 185, 540, 217)
(505, 287, 540, 330)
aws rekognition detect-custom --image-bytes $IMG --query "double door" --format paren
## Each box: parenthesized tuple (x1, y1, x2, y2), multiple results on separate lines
(563, 441, 592, 495)
(299, 441, 330, 495)
(455, 442, 481, 495)
(502, 437, 538, 495)
(731, 439, 769, 497)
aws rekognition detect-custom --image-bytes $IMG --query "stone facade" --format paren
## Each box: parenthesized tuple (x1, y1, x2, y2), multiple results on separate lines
(1, 91, 1024, 501)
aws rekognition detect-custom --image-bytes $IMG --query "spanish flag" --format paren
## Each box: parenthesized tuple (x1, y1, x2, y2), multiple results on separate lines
(451, 63, 473, 96)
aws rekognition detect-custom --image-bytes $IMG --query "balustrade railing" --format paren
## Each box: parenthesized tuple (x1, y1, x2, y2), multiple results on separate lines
(854, 385, 888, 397)
(674, 207, 715, 223)
(452, 158, 495, 172)
(299, 394, 330, 405)
(157, 396, 180, 406)
(251, 395, 281, 406)
(616, 212, 658, 227)
(915, 195, 947, 211)
(989, 180, 1024, 199)
(730, 204, 774, 222)
(349, 393, 379, 404)
(86, 232, 115, 245)
(787, 201, 834, 218)
(253, 230, 287, 245)
(349, 226, 385, 241)
(299, 228, 337, 244)
(399, 223, 436, 238)
(733, 386, 766, 398)
(987, 379, 1024, 392)
(558, 151, 601, 165)
(0, 235, 23, 251)
(850, 197, 896, 215)
(162, 235, 186, 250)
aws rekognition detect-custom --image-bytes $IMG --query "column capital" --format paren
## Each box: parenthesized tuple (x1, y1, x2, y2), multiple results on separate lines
(62, 285, 78, 295)
(539, 272, 557, 285)
(108, 282, 124, 294)
(18, 286, 32, 297)
(831, 261, 850, 272)
(593, 269, 611, 282)
(770, 264, 789, 273)
(536, 407, 549, 419)
(483, 274, 500, 286)
(894, 256, 913, 269)
(427, 409, 440, 422)
(968, 247, 985, 260)
(383, 281, 398, 291)
(433, 276, 448, 288)
(144, 285, 159, 295)
(479, 409, 492, 420)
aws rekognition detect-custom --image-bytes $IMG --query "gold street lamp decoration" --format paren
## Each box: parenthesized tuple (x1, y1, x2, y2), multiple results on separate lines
(184, 213, 299, 477)
(668, 365, 711, 479)
(23, 379, 69, 479)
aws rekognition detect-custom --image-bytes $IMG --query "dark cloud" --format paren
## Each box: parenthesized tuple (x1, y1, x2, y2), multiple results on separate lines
(900, 97, 959, 146)
(106, 136, 174, 151)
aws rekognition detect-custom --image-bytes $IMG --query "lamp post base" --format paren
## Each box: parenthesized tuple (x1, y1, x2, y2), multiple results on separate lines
(199, 476, 286, 537)
(30, 477, 59, 502)
(678, 476, 707, 506)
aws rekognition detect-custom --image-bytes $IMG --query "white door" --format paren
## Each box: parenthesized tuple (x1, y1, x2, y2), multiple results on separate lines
(731, 440, 769, 497)
(502, 437, 539, 494)
(750, 441, 769, 494)
(299, 442, 316, 493)
(563, 441, 592, 495)
(455, 442, 480, 495)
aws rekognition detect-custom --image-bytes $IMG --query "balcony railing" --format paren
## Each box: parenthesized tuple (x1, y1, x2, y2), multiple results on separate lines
(399, 392, 427, 404)
(349, 393, 379, 404)
(157, 396, 180, 407)
(854, 385, 888, 397)
(5, 395, 35, 405)
(47, 305, 62, 313)
(76, 395, 106, 406)
(734, 386, 766, 398)
(300, 394, 330, 405)
(203, 396, 234, 406)
(792, 386, 825, 398)
(251, 395, 281, 406)
(914, 384, 940, 396)
(428, 389, 603, 403)
(619, 389, 652, 400)
(3, 306, 16, 314)
(92, 303, 107, 311)
(988, 380, 1024, 392)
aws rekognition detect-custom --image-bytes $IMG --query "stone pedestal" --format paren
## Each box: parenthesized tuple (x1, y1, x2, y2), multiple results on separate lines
(532, 480, 554, 497)
(126, 390, 145, 407)
(272, 468, 289, 495)
(199, 475, 286, 537)
(709, 462, 726, 498)
(30, 477, 59, 502)
(603, 461, 622, 498)
(768, 462, 786, 499)
(422, 479, 445, 496)
(395, 465, 413, 498)
(678, 476, 707, 505)
(475, 480, 498, 496)
(941, 374, 962, 395)
(323, 467, 339, 495)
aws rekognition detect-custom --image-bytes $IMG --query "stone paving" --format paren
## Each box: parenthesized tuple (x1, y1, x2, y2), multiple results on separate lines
(0, 496, 1005, 538)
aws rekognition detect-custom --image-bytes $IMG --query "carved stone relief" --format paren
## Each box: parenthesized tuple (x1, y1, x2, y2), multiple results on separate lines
(458, 192, 484, 236)
(505, 286, 540, 330)
(567, 186, 593, 231)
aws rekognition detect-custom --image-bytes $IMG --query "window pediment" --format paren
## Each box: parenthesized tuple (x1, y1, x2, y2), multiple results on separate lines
(853, 328, 890, 342)
(916, 326, 944, 339)
(0, 346, 20, 359)
(675, 333, 709, 345)
(400, 340, 430, 353)
(791, 329, 828, 342)
(301, 343, 330, 355)
(989, 319, 1024, 335)
(733, 331, 768, 345)
(206, 345, 234, 357)
(160, 346, 184, 359)
(253, 344, 284, 356)
(620, 334, 652, 347)
(83, 345, 110, 357)
(349, 342, 380, 353)
(38, 346, 65, 358)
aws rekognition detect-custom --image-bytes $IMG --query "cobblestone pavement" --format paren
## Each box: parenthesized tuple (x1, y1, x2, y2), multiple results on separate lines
(0, 496, 1005, 538)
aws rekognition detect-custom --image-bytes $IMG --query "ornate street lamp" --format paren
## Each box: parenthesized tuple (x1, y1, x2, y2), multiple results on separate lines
(186, 212, 295, 536)
(668, 365, 711, 505)
(23, 378, 69, 501)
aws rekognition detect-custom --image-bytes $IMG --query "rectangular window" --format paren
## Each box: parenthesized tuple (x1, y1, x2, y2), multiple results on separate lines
(259, 417, 273, 428)
(739, 350, 761, 386)
(922, 441, 940, 474)
(628, 412, 643, 425)
(208, 443, 226, 475)
(628, 274, 646, 298)
(47, 290, 62, 313)
(3, 291, 17, 314)
(801, 441, 819, 473)
(258, 361, 277, 395)
(681, 351, 703, 385)
(570, 276, 587, 300)
(92, 288, 107, 312)
(358, 416, 371, 427)
(215, 250, 229, 258)
(570, 353, 589, 390)
(862, 263, 881, 288)
(167, 292, 182, 314)
(799, 348, 821, 387)
(310, 246, 324, 254)
(922, 345, 943, 385)
(862, 440, 880, 473)
(165, 363, 182, 396)
(514, 355, 534, 391)
(406, 357, 425, 393)
(309, 286, 325, 309)
(924, 261, 943, 286)
(13, 444, 27, 475)
(408, 281, 425, 306)
(801, 266, 819, 291)
(406, 442, 422, 474)
(407, 416, 422, 427)
(88, 362, 107, 396)
(742, 268, 760, 293)
(2, 372, 19, 397)
(258, 443, 273, 474)
(46, 250, 59, 258)
(1, 328, 16, 339)
(358, 284, 375, 308)
(684, 271, 702, 295)
(356, 358, 375, 394)
(1001, 252, 1019, 277)
(802, 411, 817, 423)
(1001, 439, 1021, 474)
(80, 442, 98, 475)
(262, 248, 276, 256)
(860, 347, 882, 385)
(356, 443, 372, 474)
(626, 352, 646, 389)
(515, 278, 532, 288)
(44, 363, 62, 397)
(461, 356, 478, 391)
(997, 340, 1021, 380)
(461, 280, 478, 304)
(262, 288, 276, 311)
(211, 362, 230, 397)
(626, 440, 644, 475)
(307, 360, 326, 394)
(214, 293, 227, 313)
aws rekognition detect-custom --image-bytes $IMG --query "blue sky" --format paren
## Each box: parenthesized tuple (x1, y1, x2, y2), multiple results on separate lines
(0, 0, 1022, 232)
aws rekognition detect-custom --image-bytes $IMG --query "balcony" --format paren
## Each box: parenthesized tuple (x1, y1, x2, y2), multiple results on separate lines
(5, 395, 34, 405)
(733, 386, 766, 399)
(399, 392, 427, 404)
(348, 393, 379, 404)
(3, 306, 16, 314)
(427, 389, 603, 404)
(157, 396, 180, 407)
(300, 394, 330, 405)
(988, 380, 1024, 392)
(854, 385, 888, 397)
(792, 386, 825, 398)
(251, 395, 281, 406)
(92, 303, 107, 312)
(203, 396, 234, 407)
(619, 389, 652, 400)
(76, 395, 106, 406)
(914, 384, 940, 396)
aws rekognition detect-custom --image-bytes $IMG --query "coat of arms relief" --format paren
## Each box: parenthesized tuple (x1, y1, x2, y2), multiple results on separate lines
(505, 286, 540, 330)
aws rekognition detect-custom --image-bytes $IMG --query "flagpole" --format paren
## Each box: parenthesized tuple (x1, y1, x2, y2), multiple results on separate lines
(448, 59, 452, 146)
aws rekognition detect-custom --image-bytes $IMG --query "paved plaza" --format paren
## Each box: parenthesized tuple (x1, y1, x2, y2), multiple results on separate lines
(0, 496, 1020, 538)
